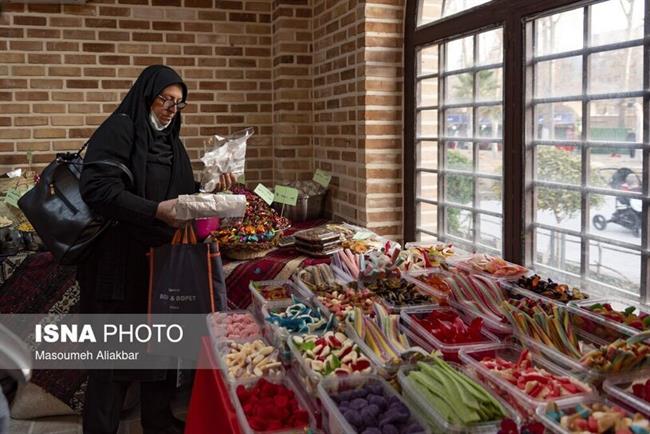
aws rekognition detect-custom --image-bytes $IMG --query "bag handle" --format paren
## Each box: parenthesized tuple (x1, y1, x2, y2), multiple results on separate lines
(171, 223, 198, 245)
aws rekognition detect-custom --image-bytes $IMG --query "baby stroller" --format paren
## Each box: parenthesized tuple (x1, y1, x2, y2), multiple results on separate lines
(592, 167, 642, 236)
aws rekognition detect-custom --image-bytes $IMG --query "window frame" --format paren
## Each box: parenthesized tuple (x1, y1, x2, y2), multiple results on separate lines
(404, 0, 650, 302)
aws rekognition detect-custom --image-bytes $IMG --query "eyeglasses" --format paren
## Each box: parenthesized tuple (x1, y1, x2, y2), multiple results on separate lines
(157, 95, 187, 111)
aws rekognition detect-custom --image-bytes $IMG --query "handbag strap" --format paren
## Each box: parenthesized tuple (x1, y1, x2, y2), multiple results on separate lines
(83, 160, 134, 187)
(171, 224, 198, 245)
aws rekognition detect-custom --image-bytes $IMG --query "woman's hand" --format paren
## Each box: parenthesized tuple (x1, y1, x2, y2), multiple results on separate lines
(155, 199, 181, 227)
(214, 173, 237, 192)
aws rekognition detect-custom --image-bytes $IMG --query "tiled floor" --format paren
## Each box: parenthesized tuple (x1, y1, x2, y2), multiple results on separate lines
(8, 388, 190, 434)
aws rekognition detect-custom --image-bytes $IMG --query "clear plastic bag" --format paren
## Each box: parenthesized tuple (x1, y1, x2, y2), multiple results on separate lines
(199, 127, 253, 192)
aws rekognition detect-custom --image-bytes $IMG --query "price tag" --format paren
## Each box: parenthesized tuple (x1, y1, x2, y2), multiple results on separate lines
(312, 169, 332, 188)
(5, 187, 29, 208)
(253, 183, 274, 206)
(353, 231, 375, 240)
(274, 186, 299, 206)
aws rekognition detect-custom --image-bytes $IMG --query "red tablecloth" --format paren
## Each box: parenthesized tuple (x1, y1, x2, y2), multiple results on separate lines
(185, 337, 242, 434)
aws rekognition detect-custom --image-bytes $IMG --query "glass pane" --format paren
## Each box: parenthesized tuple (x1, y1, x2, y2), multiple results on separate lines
(478, 214, 502, 251)
(588, 241, 641, 295)
(590, 0, 644, 47)
(446, 144, 472, 170)
(446, 207, 473, 241)
(534, 145, 581, 185)
(417, 44, 439, 76)
(416, 231, 438, 243)
(446, 36, 474, 72)
(478, 143, 502, 175)
(418, 0, 492, 27)
(445, 107, 472, 137)
(417, 201, 438, 234)
(589, 47, 643, 94)
(417, 109, 438, 138)
(416, 171, 438, 201)
(589, 150, 643, 191)
(535, 56, 582, 98)
(588, 98, 642, 142)
(477, 68, 502, 102)
(534, 227, 582, 278)
(589, 193, 641, 244)
(534, 101, 582, 141)
(417, 77, 439, 107)
(416, 140, 438, 169)
(446, 174, 473, 205)
(477, 106, 502, 138)
(477, 178, 501, 212)
(477, 28, 503, 65)
(535, 8, 584, 57)
(536, 186, 582, 231)
(446, 73, 474, 104)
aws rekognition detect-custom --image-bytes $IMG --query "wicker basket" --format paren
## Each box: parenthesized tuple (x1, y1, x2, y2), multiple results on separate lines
(220, 232, 282, 260)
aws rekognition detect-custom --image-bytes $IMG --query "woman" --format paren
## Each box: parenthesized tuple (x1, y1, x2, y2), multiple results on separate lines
(79, 65, 234, 434)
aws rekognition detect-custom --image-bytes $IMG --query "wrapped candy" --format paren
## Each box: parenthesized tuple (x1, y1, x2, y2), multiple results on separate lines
(199, 127, 251, 192)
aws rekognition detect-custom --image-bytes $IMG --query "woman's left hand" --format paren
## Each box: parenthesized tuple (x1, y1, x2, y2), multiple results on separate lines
(214, 173, 237, 192)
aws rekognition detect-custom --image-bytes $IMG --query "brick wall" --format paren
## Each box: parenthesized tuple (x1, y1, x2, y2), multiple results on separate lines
(0, 0, 406, 239)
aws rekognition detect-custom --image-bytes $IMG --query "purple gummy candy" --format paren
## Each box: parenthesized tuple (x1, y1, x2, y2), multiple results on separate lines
(338, 390, 355, 401)
(379, 409, 409, 427)
(344, 409, 364, 429)
(367, 382, 383, 396)
(381, 424, 399, 434)
(362, 429, 382, 434)
(339, 400, 351, 410)
(367, 394, 387, 410)
(403, 422, 425, 434)
(351, 388, 369, 399)
(360, 404, 380, 422)
(350, 398, 368, 410)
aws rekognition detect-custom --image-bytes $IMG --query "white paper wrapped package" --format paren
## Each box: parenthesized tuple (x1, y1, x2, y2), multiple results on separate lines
(175, 193, 247, 220)
(200, 127, 252, 192)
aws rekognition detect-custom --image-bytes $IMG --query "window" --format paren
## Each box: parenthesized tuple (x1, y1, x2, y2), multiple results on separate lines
(405, 0, 650, 301)
(527, 0, 646, 297)
(414, 29, 504, 254)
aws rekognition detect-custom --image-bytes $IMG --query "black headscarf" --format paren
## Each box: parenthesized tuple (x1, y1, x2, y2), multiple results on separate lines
(114, 65, 195, 198)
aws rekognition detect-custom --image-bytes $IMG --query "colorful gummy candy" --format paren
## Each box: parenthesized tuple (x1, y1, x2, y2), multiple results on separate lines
(208, 311, 261, 340)
(236, 378, 310, 432)
(505, 297, 556, 316)
(331, 381, 427, 433)
(349, 304, 419, 366)
(399, 243, 455, 271)
(479, 349, 588, 400)
(365, 277, 434, 308)
(579, 339, 650, 373)
(459, 254, 527, 278)
(265, 297, 335, 334)
(223, 339, 282, 381)
(584, 302, 650, 331)
(631, 378, 650, 403)
(410, 308, 487, 345)
(406, 358, 507, 427)
(545, 402, 650, 434)
(413, 272, 452, 293)
(514, 274, 588, 303)
(317, 287, 377, 321)
(291, 331, 373, 376)
(447, 272, 508, 323)
(256, 284, 290, 301)
(498, 419, 544, 434)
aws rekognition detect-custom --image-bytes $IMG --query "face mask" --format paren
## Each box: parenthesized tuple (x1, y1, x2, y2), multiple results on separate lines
(149, 110, 172, 131)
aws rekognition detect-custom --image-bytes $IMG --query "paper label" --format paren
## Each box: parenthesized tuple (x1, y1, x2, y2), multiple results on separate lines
(274, 186, 299, 206)
(353, 231, 375, 240)
(236, 174, 245, 184)
(5, 186, 30, 208)
(253, 183, 274, 206)
(312, 169, 332, 188)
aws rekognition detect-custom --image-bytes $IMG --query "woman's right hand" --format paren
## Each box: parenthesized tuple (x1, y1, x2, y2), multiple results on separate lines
(155, 199, 181, 228)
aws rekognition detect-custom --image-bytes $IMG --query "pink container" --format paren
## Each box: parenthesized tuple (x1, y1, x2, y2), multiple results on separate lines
(194, 217, 220, 240)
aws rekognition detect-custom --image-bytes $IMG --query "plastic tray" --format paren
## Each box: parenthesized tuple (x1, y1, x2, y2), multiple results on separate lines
(459, 342, 594, 414)
(249, 280, 306, 320)
(362, 276, 442, 314)
(261, 299, 334, 362)
(452, 257, 529, 281)
(449, 299, 513, 337)
(568, 297, 649, 339)
(316, 373, 432, 434)
(402, 268, 454, 300)
(291, 266, 353, 301)
(287, 332, 376, 396)
(206, 310, 263, 356)
(397, 362, 521, 433)
(603, 369, 650, 416)
(535, 396, 648, 434)
(231, 375, 318, 434)
(216, 337, 285, 386)
(401, 305, 500, 363)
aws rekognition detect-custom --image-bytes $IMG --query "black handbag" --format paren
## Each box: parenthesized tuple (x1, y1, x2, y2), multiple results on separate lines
(18, 143, 134, 265)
